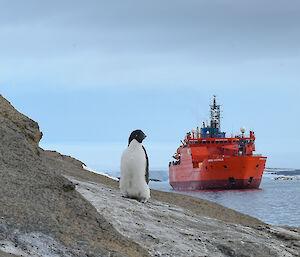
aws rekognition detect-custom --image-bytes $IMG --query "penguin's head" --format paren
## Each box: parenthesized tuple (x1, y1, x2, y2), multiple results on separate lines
(128, 129, 147, 146)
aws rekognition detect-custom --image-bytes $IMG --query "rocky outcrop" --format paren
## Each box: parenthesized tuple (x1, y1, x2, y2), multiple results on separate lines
(0, 94, 148, 256)
(0, 94, 42, 146)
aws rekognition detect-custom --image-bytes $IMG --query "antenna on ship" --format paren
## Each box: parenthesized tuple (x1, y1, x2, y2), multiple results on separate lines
(210, 95, 222, 130)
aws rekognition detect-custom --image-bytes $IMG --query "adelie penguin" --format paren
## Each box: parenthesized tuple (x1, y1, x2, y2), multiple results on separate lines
(120, 129, 150, 203)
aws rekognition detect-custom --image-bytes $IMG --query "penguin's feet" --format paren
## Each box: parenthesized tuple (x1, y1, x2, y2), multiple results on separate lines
(139, 197, 148, 203)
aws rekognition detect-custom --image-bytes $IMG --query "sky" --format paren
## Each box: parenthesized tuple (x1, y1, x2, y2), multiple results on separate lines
(1, 0, 299, 171)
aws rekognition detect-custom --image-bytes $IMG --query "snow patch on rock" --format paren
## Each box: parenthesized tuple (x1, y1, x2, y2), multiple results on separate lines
(82, 165, 119, 181)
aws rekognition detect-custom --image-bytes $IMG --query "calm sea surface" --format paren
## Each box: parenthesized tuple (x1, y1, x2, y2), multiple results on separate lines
(149, 173, 300, 227)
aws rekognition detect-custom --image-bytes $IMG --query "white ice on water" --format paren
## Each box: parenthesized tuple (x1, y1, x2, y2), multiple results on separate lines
(82, 165, 119, 181)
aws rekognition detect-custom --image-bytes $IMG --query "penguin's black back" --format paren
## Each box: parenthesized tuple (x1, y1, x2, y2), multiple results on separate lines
(142, 145, 149, 184)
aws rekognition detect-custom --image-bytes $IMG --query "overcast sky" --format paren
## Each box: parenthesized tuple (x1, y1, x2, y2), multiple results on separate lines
(1, 0, 299, 171)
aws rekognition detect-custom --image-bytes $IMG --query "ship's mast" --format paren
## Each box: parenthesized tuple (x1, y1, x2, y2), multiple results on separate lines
(210, 95, 221, 130)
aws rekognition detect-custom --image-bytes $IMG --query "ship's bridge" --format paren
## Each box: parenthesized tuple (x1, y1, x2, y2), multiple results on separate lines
(200, 127, 225, 138)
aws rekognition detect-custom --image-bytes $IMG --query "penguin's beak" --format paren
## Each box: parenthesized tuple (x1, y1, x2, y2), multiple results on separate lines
(143, 134, 147, 139)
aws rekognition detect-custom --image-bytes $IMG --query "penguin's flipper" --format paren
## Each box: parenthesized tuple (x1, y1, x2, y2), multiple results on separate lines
(142, 145, 149, 184)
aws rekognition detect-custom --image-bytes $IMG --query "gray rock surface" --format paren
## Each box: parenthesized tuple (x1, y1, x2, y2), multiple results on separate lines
(0, 94, 149, 257)
(0, 95, 42, 146)
(71, 177, 300, 257)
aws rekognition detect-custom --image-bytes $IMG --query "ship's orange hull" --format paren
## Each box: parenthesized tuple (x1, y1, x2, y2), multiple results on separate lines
(169, 155, 267, 190)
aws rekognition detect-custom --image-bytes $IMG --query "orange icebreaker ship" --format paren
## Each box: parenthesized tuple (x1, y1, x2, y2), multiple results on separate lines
(169, 96, 267, 190)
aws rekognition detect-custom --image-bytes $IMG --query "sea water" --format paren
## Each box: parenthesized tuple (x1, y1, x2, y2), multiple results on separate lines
(149, 172, 300, 227)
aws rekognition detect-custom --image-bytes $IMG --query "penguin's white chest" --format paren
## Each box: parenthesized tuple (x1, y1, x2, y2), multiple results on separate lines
(121, 146, 145, 172)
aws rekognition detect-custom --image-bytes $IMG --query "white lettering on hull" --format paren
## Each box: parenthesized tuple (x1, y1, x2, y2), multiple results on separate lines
(208, 158, 224, 162)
